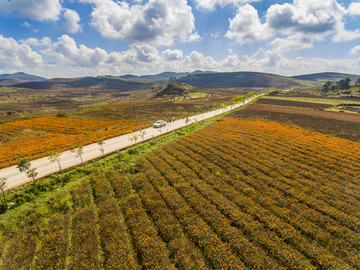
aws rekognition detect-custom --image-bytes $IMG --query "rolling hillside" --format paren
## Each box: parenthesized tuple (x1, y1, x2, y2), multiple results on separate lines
(14, 76, 153, 91)
(291, 72, 359, 83)
(0, 72, 46, 86)
(176, 71, 304, 88)
(0, 72, 46, 82)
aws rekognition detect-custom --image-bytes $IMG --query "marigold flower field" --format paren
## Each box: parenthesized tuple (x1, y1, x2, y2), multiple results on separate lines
(0, 116, 149, 168)
(1, 117, 359, 269)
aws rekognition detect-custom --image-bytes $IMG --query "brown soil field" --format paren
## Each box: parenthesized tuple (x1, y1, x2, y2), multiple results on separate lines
(229, 104, 360, 142)
(244, 104, 360, 123)
(256, 98, 330, 109)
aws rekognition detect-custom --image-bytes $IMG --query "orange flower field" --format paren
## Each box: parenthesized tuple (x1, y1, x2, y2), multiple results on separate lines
(1, 117, 359, 269)
(0, 116, 149, 168)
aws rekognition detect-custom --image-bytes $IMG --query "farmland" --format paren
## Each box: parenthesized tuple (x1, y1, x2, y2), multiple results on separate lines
(70, 99, 226, 122)
(1, 117, 359, 269)
(0, 94, 236, 169)
(230, 96, 360, 143)
(0, 116, 149, 168)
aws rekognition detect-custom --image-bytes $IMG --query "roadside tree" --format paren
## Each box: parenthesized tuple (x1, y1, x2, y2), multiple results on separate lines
(70, 145, 86, 170)
(47, 151, 62, 177)
(0, 177, 7, 203)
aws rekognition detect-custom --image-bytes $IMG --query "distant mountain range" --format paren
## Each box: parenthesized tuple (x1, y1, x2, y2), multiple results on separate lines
(12, 76, 152, 92)
(0, 72, 46, 86)
(1, 71, 358, 90)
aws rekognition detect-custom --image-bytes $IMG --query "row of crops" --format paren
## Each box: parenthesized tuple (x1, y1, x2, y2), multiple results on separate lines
(1, 117, 359, 269)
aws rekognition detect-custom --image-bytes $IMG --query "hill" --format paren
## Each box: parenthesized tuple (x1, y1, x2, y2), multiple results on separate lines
(119, 72, 190, 81)
(176, 71, 303, 88)
(0, 72, 46, 82)
(0, 78, 24, 86)
(14, 76, 152, 91)
(154, 82, 195, 98)
(291, 72, 359, 83)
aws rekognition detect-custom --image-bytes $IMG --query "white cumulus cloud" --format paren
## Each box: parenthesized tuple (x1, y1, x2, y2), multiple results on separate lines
(23, 37, 52, 47)
(269, 34, 315, 52)
(0, 35, 45, 71)
(348, 2, 360, 16)
(81, 0, 199, 46)
(62, 9, 82, 34)
(225, 4, 272, 44)
(350, 45, 360, 55)
(266, 0, 345, 35)
(161, 49, 183, 61)
(0, 0, 62, 21)
(43, 35, 108, 67)
(226, 0, 360, 52)
(193, 0, 260, 10)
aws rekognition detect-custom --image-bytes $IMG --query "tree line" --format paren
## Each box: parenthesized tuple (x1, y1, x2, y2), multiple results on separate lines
(322, 77, 360, 93)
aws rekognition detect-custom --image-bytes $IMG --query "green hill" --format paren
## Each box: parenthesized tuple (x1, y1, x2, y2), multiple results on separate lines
(176, 71, 304, 88)
(291, 72, 359, 84)
(14, 76, 152, 91)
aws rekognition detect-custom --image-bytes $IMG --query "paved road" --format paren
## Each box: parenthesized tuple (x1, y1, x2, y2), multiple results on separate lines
(1, 94, 264, 190)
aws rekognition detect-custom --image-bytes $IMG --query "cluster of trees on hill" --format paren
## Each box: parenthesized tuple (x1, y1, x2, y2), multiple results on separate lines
(322, 77, 360, 93)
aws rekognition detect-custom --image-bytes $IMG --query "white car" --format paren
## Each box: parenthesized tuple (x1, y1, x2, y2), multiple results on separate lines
(153, 120, 167, 128)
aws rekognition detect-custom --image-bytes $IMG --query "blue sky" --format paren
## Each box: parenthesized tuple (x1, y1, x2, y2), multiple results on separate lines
(0, 0, 360, 78)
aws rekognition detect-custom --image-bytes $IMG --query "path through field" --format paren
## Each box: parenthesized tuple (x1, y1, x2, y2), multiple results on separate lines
(1, 94, 264, 190)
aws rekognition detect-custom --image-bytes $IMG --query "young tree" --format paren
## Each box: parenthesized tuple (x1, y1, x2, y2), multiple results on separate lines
(97, 140, 106, 168)
(47, 151, 62, 176)
(17, 158, 30, 173)
(17, 158, 38, 185)
(70, 145, 86, 170)
(140, 130, 146, 142)
(0, 177, 7, 204)
(129, 132, 139, 143)
(97, 140, 105, 157)
(26, 168, 38, 184)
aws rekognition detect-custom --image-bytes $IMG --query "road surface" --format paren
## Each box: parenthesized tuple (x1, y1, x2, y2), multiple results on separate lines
(1, 94, 264, 190)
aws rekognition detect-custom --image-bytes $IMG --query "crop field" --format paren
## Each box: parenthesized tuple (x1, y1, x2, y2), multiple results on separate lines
(256, 98, 331, 109)
(1, 117, 359, 269)
(262, 96, 360, 106)
(0, 116, 148, 168)
(71, 99, 226, 122)
(230, 101, 360, 142)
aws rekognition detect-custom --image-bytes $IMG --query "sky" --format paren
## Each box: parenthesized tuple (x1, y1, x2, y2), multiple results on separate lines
(1, 0, 360, 78)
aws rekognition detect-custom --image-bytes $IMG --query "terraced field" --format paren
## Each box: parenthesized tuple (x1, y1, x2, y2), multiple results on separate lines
(0, 117, 359, 269)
